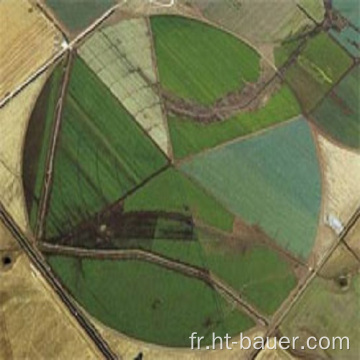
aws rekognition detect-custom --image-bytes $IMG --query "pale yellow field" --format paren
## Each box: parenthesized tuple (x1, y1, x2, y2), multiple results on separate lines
(0, 0, 61, 99)
(79, 18, 171, 156)
(255, 338, 298, 359)
(317, 134, 360, 225)
(0, 222, 102, 359)
(0, 72, 49, 234)
(309, 134, 360, 266)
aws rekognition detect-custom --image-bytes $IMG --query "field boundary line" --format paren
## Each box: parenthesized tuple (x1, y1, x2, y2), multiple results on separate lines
(306, 116, 360, 155)
(250, 205, 360, 359)
(296, 3, 322, 26)
(36, 52, 73, 240)
(146, 16, 175, 161)
(53, 163, 171, 244)
(0, 205, 118, 359)
(35, 1, 70, 41)
(88, 24, 172, 162)
(0, 4, 119, 109)
(39, 242, 269, 325)
(306, 123, 328, 268)
(175, 115, 300, 166)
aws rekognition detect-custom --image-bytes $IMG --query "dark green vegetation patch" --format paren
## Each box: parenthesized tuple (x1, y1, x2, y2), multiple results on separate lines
(285, 32, 353, 113)
(46, 0, 115, 32)
(312, 66, 360, 149)
(181, 118, 322, 259)
(151, 15, 261, 105)
(48, 256, 255, 347)
(23, 62, 63, 233)
(45, 57, 167, 238)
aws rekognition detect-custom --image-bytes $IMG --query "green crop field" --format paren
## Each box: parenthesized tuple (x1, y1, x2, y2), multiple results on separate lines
(151, 15, 261, 105)
(151, 238, 206, 268)
(46, 0, 115, 32)
(181, 118, 322, 259)
(45, 57, 167, 238)
(285, 32, 353, 112)
(124, 168, 234, 232)
(281, 274, 360, 359)
(274, 38, 302, 68)
(198, 231, 297, 315)
(23, 63, 63, 232)
(48, 256, 255, 347)
(169, 85, 300, 159)
(313, 66, 359, 149)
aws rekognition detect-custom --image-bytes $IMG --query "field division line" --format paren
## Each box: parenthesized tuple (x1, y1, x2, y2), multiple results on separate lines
(39, 242, 269, 326)
(0, 205, 118, 360)
(250, 205, 360, 359)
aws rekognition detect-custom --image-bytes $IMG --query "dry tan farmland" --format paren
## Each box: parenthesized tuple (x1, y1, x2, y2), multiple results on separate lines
(309, 133, 360, 266)
(79, 18, 170, 156)
(255, 338, 298, 359)
(0, 222, 102, 359)
(0, 0, 61, 99)
(93, 315, 265, 360)
(317, 133, 360, 225)
(0, 72, 49, 233)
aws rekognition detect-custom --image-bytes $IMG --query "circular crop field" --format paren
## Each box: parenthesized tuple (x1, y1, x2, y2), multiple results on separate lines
(22, 14, 329, 348)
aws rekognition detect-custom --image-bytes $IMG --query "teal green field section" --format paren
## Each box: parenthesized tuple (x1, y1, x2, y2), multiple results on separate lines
(330, 0, 360, 57)
(45, 57, 167, 238)
(330, 27, 360, 58)
(169, 84, 300, 159)
(124, 168, 234, 232)
(46, 0, 115, 32)
(23, 62, 63, 233)
(312, 65, 359, 149)
(151, 15, 261, 105)
(332, 0, 360, 27)
(47, 256, 255, 347)
(285, 32, 353, 112)
(181, 118, 322, 259)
